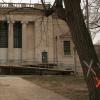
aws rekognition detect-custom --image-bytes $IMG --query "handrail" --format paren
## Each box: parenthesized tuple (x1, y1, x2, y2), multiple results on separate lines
(0, 2, 35, 8)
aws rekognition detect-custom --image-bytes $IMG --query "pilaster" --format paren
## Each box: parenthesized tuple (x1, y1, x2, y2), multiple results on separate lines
(8, 21, 14, 61)
(21, 21, 28, 62)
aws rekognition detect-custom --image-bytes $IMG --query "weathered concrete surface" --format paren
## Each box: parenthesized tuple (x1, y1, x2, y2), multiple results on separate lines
(0, 76, 69, 100)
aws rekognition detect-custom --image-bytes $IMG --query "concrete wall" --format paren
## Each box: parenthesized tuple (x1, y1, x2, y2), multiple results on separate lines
(0, 8, 82, 72)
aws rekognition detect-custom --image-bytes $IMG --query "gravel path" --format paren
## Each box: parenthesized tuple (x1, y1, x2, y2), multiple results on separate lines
(0, 76, 70, 100)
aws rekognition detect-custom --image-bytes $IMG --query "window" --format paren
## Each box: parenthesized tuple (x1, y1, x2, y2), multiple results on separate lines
(13, 21, 22, 48)
(0, 21, 8, 48)
(63, 41, 71, 55)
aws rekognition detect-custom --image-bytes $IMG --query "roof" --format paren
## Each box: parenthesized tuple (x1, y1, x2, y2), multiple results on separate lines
(0, 3, 45, 15)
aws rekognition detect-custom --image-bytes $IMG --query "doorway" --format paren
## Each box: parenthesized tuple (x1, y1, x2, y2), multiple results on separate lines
(42, 51, 48, 63)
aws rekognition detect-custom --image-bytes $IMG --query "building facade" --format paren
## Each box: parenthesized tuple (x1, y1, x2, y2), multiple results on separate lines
(0, 3, 81, 72)
(94, 45, 100, 60)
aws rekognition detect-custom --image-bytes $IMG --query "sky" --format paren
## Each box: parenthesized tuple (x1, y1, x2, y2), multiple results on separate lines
(0, 0, 100, 44)
(0, 0, 54, 3)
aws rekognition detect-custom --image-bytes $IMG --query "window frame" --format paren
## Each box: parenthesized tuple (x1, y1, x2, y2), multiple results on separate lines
(63, 40, 71, 56)
(0, 21, 8, 48)
(13, 21, 22, 48)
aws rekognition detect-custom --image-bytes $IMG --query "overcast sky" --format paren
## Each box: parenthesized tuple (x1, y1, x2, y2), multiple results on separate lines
(0, 0, 99, 44)
(0, 0, 54, 3)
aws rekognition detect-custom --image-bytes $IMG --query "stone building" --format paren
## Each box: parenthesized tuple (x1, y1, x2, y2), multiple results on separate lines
(94, 45, 100, 60)
(0, 3, 81, 72)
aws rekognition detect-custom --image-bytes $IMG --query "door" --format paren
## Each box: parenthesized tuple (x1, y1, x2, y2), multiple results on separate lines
(42, 51, 48, 63)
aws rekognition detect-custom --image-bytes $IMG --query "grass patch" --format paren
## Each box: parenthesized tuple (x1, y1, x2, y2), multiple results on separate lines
(21, 75, 88, 100)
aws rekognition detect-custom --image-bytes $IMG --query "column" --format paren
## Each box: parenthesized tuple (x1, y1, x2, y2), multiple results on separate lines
(26, 21, 35, 63)
(21, 21, 28, 62)
(8, 21, 14, 61)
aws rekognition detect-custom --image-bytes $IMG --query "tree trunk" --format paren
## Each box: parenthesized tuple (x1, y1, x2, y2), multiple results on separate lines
(63, 0, 100, 100)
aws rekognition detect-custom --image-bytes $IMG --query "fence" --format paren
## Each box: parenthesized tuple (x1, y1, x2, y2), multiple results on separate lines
(0, 59, 75, 72)
(0, 3, 35, 8)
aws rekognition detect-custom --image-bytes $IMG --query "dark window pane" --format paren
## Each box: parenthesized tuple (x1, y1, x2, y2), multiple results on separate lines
(42, 51, 48, 63)
(0, 21, 8, 48)
(13, 21, 22, 48)
(63, 41, 71, 55)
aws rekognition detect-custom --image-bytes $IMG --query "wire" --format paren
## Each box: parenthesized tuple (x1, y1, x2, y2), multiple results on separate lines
(55, 17, 67, 35)
(34, 15, 45, 49)
(42, 16, 49, 47)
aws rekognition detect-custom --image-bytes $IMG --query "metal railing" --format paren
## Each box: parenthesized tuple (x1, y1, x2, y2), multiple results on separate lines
(0, 3, 35, 8)
(0, 59, 75, 71)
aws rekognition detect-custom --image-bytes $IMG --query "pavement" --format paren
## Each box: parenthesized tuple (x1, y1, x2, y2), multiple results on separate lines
(0, 76, 70, 100)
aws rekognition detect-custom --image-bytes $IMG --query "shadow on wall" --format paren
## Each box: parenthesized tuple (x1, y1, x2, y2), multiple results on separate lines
(94, 45, 100, 61)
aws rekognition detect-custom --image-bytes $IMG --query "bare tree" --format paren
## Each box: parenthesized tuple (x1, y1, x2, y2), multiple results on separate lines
(82, 0, 100, 39)
(41, 0, 100, 100)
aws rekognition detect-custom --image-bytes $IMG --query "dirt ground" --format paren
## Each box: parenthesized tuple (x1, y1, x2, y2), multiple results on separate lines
(22, 75, 89, 100)
(0, 76, 69, 100)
